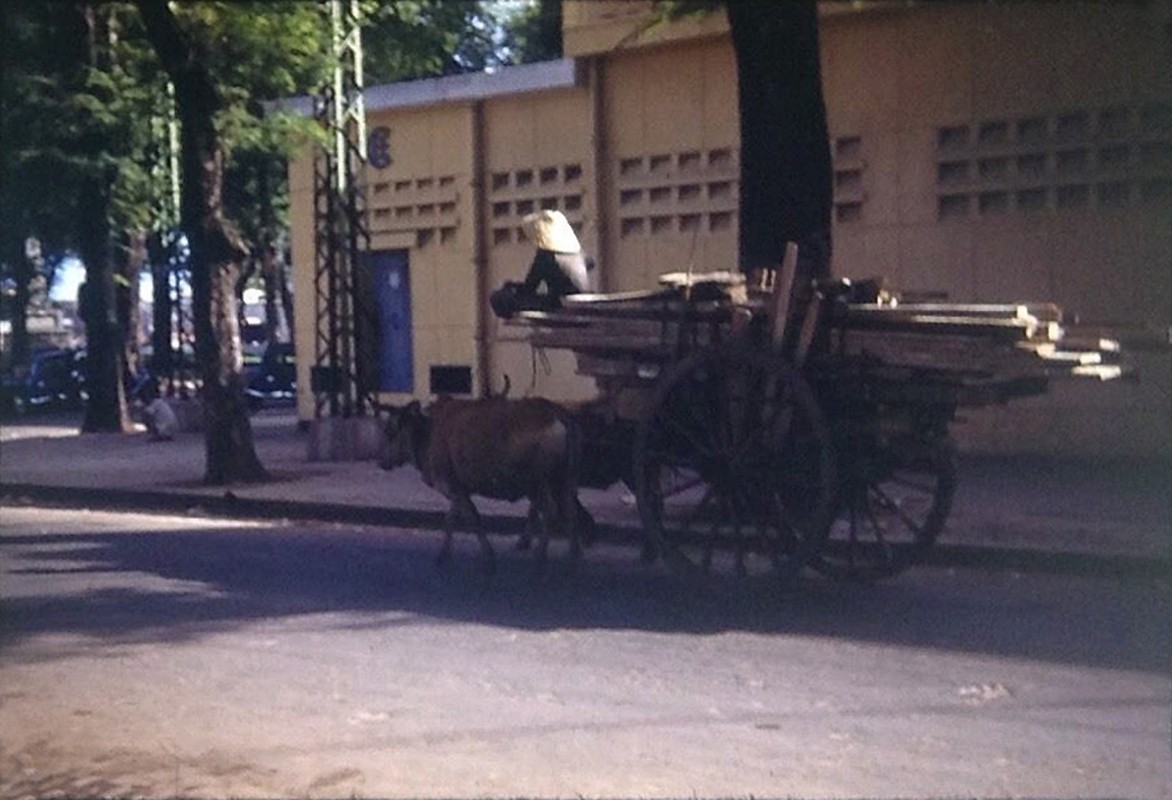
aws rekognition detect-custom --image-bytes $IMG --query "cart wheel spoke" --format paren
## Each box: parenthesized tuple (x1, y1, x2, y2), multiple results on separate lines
(861, 492, 895, 570)
(661, 415, 719, 462)
(814, 440, 956, 582)
(729, 495, 748, 578)
(883, 474, 938, 495)
(870, 482, 928, 539)
(847, 505, 859, 575)
(702, 501, 722, 572)
(682, 484, 717, 527)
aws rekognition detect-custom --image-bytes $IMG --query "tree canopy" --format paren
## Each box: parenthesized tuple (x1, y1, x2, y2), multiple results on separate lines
(1, 0, 534, 476)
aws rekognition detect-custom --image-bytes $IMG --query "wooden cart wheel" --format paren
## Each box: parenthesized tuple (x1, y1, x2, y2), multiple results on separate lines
(813, 440, 956, 581)
(633, 345, 836, 586)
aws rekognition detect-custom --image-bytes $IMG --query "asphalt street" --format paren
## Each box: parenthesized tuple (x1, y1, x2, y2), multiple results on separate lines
(1, 504, 1169, 799)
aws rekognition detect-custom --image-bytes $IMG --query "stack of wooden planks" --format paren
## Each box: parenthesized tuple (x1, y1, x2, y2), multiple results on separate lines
(510, 288, 730, 361)
(502, 279, 1132, 397)
(831, 301, 1127, 382)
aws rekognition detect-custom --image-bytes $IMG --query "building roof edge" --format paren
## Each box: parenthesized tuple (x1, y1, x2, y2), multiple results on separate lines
(273, 58, 582, 118)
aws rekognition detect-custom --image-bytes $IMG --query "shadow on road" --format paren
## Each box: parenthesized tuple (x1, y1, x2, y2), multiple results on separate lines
(3, 516, 1169, 675)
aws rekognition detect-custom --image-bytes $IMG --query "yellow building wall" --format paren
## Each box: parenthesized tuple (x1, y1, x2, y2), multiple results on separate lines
(601, 37, 740, 292)
(820, 3, 1172, 455)
(291, 103, 480, 416)
(363, 103, 479, 405)
(292, 1, 1171, 455)
(480, 86, 598, 400)
(824, 3, 1171, 316)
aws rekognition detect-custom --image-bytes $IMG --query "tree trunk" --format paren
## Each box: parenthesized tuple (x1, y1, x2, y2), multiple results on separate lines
(260, 242, 282, 343)
(278, 244, 295, 344)
(118, 230, 146, 388)
(9, 254, 31, 369)
(186, 137, 267, 484)
(726, 1, 832, 284)
(78, 4, 131, 433)
(136, 0, 267, 484)
(78, 175, 132, 433)
(234, 248, 259, 334)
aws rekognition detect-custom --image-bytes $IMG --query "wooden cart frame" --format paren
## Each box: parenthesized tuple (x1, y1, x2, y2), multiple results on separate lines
(506, 246, 1126, 586)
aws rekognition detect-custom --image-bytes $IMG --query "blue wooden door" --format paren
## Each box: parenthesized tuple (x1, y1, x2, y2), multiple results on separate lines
(370, 250, 413, 392)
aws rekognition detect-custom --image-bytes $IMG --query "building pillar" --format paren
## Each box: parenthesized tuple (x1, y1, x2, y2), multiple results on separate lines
(586, 56, 612, 292)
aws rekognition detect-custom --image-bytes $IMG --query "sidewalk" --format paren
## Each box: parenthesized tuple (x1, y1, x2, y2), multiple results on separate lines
(1, 408, 1168, 577)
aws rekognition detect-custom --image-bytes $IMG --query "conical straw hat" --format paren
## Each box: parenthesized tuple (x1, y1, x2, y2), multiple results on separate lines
(522, 209, 581, 253)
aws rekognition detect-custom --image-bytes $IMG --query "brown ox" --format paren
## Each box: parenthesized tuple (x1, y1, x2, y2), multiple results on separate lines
(379, 396, 586, 572)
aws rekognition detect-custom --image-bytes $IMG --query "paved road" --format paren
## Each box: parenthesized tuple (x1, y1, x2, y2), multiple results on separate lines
(1, 505, 1169, 799)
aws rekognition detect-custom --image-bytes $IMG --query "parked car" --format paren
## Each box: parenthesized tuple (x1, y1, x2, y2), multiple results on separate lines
(241, 322, 268, 375)
(134, 342, 201, 399)
(245, 341, 296, 409)
(0, 348, 86, 418)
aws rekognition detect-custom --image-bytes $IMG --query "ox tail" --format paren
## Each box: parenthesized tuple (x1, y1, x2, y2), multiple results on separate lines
(484, 374, 511, 399)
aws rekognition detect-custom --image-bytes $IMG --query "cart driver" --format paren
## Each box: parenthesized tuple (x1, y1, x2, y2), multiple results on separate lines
(490, 210, 594, 318)
(521, 209, 592, 298)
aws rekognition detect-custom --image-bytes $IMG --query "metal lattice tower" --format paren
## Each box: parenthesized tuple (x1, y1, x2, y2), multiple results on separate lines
(149, 82, 181, 236)
(150, 80, 196, 397)
(312, 0, 372, 418)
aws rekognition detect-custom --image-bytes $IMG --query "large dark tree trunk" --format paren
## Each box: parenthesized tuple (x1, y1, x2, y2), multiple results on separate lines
(117, 230, 146, 386)
(727, 1, 832, 284)
(0, 4, 29, 371)
(234, 249, 259, 334)
(136, 0, 267, 484)
(77, 4, 131, 433)
(9, 254, 32, 369)
(78, 176, 131, 433)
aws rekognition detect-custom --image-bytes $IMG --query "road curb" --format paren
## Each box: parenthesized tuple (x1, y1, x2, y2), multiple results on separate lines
(2, 481, 1167, 580)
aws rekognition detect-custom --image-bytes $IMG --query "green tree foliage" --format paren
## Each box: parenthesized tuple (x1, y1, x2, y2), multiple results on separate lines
(360, 0, 568, 80)
(363, 0, 508, 83)
(1, 2, 91, 366)
(135, 0, 338, 484)
(498, 0, 564, 64)
(4, 0, 522, 447)
(2, 3, 170, 269)
(1, 2, 140, 429)
(205, 3, 328, 349)
(1, 6, 74, 252)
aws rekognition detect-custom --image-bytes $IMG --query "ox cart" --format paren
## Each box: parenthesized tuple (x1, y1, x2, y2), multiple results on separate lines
(505, 244, 1129, 585)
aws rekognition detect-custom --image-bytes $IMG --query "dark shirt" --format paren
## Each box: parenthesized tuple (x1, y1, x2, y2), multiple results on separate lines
(522, 250, 590, 298)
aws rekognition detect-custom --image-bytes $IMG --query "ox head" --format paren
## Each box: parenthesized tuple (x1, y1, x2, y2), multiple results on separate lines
(379, 400, 426, 471)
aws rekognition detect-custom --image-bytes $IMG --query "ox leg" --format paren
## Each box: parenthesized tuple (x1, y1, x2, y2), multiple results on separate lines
(563, 495, 582, 564)
(574, 498, 595, 548)
(515, 508, 536, 551)
(528, 492, 557, 578)
(436, 495, 495, 574)
(558, 466, 584, 563)
(568, 524, 582, 562)
(534, 502, 552, 568)
(463, 498, 496, 574)
(436, 506, 460, 566)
